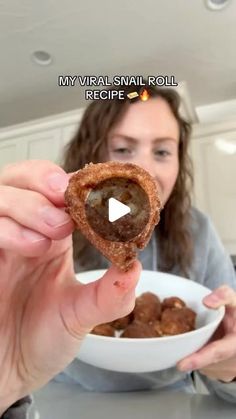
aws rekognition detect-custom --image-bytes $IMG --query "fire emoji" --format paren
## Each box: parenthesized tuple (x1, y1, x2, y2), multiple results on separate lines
(139, 89, 150, 101)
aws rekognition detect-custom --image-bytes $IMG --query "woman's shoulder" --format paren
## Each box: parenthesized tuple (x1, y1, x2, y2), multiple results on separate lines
(190, 206, 212, 232)
(189, 206, 221, 247)
(189, 208, 235, 289)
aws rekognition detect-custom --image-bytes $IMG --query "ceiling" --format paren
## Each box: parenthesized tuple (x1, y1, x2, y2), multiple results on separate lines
(0, 0, 236, 128)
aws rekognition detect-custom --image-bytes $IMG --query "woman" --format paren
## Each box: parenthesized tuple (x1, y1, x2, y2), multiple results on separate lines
(0, 85, 236, 417)
(63, 85, 193, 276)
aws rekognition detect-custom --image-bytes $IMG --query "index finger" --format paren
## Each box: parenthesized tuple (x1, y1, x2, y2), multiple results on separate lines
(177, 333, 236, 371)
(0, 160, 73, 206)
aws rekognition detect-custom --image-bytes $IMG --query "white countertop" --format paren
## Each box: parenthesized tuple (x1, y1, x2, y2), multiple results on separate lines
(29, 381, 236, 419)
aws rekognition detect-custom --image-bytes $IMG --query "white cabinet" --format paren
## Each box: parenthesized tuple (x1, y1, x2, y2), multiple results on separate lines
(0, 110, 82, 170)
(0, 137, 28, 167)
(25, 129, 62, 162)
(191, 122, 236, 254)
(0, 130, 62, 169)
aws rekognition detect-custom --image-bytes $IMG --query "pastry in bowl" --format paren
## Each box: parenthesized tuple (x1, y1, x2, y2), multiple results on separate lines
(76, 270, 225, 373)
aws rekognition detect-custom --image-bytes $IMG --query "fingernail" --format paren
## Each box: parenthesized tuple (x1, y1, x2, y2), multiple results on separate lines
(47, 172, 68, 193)
(22, 228, 46, 243)
(40, 206, 71, 227)
(206, 294, 221, 304)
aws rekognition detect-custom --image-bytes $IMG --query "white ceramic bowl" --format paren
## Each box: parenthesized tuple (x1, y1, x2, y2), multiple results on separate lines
(76, 270, 225, 373)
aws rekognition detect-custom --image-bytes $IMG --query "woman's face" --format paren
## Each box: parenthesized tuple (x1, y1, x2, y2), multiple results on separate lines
(107, 97, 180, 206)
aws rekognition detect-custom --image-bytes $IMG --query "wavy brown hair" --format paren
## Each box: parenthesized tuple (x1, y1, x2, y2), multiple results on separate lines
(62, 84, 194, 276)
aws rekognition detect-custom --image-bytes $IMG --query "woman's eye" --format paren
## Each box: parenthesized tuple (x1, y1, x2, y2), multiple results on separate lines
(154, 149, 171, 157)
(113, 148, 131, 154)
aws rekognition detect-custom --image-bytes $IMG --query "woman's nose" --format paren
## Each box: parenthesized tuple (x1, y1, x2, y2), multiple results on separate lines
(133, 159, 157, 179)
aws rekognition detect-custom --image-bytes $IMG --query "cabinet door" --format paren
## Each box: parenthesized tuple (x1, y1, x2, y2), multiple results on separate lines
(191, 131, 236, 254)
(0, 138, 26, 169)
(25, 129, 62, 162)
(0, 129, 62, 169)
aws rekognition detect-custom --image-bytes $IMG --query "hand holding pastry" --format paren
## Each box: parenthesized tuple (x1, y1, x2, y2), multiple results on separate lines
(0, 160, 141, 414)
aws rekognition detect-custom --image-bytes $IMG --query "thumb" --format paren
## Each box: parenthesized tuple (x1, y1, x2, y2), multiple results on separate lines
(61, 260, 142, 335)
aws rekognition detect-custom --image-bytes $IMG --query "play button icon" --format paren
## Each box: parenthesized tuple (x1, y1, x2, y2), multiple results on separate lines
(85, 177, 150, 242)
(108, 197, 131, 222)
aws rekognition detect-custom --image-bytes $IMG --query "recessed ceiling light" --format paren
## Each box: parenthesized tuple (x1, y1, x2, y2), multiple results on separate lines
(204, 0, 231, 11)
(31, 50, 52, 66)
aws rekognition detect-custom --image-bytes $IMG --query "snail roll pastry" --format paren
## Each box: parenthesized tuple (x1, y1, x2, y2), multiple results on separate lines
(65, 162, 162, 271)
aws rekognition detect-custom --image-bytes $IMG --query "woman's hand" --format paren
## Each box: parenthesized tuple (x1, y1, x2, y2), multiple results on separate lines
(177, 285, 236, 382)
(0, 160, 141, 414)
